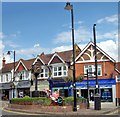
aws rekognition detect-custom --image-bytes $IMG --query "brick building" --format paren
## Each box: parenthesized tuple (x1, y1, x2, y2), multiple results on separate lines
(1, 42, 119, 104)
(74, 41, 119, 104)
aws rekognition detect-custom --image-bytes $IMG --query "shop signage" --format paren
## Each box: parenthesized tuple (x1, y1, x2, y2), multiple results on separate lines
(0, 82, 13, 89)
(17, 80, 31, 88)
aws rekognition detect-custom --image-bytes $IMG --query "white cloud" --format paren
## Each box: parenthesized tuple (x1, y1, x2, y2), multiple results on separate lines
(52, 40, 118, 61)
(97, 30, 117, 40)
(16, 45, 50, 59)
(52, 45, 72, 53)
(97, 40, 118, 61)
(34, 43, 40, 48)
(54, 26, 91, 44)
(4, 40, 20, 48)
(96, 14, 118, 25)
(0, 32, 5, 39)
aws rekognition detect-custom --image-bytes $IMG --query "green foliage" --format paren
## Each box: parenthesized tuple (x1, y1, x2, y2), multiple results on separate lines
(64, 97, 86, 105)
(64, 75, 73, 82)
(11, 96, 51, 106)
(64, 75, 84, 83)
(76, 75, 84, 82)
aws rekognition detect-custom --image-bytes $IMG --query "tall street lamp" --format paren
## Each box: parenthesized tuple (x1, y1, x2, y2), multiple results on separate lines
(64, 2, 77, 111)
(7, 50, 15, 81)
(7, 50, 16, 98)
(93, 24, 101, 110)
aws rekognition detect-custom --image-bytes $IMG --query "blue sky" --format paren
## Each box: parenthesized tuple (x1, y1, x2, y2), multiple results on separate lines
(1, 2, 118, 65)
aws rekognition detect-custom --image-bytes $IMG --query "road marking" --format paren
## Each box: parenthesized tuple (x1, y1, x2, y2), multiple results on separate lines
(2, 105, 43, 115)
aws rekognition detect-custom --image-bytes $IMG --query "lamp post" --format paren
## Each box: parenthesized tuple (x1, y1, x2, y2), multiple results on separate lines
(31, 59, 41, 97)
(93, 24, 101, 110)
(7, 50, 16, 98)
(64, 2, 77, 111)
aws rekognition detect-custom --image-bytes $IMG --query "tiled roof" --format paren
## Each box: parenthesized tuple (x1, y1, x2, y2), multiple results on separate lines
(1, 58, 35, 73)
(39, 53, 53, 64)
(1, 61, 18, 73)
(17, 58, 36, 70)
(116, 62, 120, 73)
(1, 44, 81, 73)
(57, 50, 73, 62)
(39, 50, 73, 64)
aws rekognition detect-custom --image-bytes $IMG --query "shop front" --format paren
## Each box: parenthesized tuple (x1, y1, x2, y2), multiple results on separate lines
(17, 80, 31, 98)
(0, 82, 14, 100)
(49, 79, 72, 97)
(76, 79, 116, 102)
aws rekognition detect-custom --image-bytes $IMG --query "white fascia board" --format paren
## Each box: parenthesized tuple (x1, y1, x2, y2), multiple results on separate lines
(33, 56, 45, 65)
(15, 60, 28, 71)
(48, 53, 65, 65)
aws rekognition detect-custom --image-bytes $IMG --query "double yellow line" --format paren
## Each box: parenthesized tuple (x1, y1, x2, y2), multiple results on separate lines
(2, 105, 44, 115)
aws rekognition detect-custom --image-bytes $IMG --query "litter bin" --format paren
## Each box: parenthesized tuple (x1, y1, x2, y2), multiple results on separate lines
(94, 94, 101, 110)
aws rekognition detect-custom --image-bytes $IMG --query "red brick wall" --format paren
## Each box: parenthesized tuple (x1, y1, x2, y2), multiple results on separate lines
(116, 82, 120, 98)
(75, 61, 115, 80)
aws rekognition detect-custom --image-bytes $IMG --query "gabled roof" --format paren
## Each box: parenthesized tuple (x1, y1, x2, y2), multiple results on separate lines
(115, 62, 120, 74)
(1, 61, 18, 73)
(15, 59, 28, 71)
(1, 58, 35, 73)
(35, 50, 73, 66)
(75, 41, 116, 63)
(57, 50, 73, 63)
(48, 52, 65, 65)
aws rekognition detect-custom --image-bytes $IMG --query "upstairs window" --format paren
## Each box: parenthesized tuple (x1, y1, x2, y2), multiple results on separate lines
(84, 64, 102, 76)
(6, 74, 8, 82)
(40, 68, 48, 78)
(53, 65, 68, 77)
(0, 75, 3, 83)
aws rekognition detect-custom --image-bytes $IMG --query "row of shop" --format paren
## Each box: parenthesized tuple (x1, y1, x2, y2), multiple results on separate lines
(0, 78, 116, 103)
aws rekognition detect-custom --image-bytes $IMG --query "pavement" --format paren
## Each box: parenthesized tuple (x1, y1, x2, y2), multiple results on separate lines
(2, 101, 120, 116)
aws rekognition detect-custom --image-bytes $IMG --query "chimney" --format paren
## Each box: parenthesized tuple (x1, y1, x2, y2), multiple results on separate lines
(2, 57, 6, 67)
(41, 52, 44, 56)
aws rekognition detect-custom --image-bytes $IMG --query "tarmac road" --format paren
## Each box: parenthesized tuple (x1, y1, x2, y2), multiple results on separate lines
(0, 101, 43, 116)
(0, 101, 119, 117)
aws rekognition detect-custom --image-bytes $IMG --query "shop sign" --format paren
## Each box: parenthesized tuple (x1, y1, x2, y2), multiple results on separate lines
(17, 80, 31, 88)
(0, 82, 13, 89)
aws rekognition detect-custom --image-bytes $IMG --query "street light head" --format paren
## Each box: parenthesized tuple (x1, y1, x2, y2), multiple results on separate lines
(64, 2, 73, 10)
(7, 51, 11, 55)
(94, 24, 96, 27)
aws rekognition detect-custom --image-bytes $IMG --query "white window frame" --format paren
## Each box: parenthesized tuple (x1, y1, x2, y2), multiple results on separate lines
(40, 66, 49, 78)
(6, 74, 8, 82)
(52, 65, 68, 78)
(0, 75, 3, 83)
(84, 64, 102, 76)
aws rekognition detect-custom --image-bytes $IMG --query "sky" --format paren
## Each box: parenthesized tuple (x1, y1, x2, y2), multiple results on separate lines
(0, 2, 119, 68)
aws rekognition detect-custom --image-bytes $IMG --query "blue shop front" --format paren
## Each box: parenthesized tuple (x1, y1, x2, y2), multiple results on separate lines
(76, 78, 116, 102)
(49, 78, 116, 103)
(49, 79, 72, 97)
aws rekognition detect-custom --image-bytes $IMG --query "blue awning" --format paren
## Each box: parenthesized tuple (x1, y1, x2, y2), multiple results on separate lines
(48, 79, 71, 87)
(76, 79, 116, 87)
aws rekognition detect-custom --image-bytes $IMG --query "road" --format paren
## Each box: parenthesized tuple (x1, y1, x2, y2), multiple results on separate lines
(0, 101, 44, 116)
(0, 101, 119, 117)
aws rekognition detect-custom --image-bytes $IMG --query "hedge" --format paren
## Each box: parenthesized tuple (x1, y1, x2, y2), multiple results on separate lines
(11, 96, 51, 106)
(64, 97, 87, 105)
(11, 96, 86, 106)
